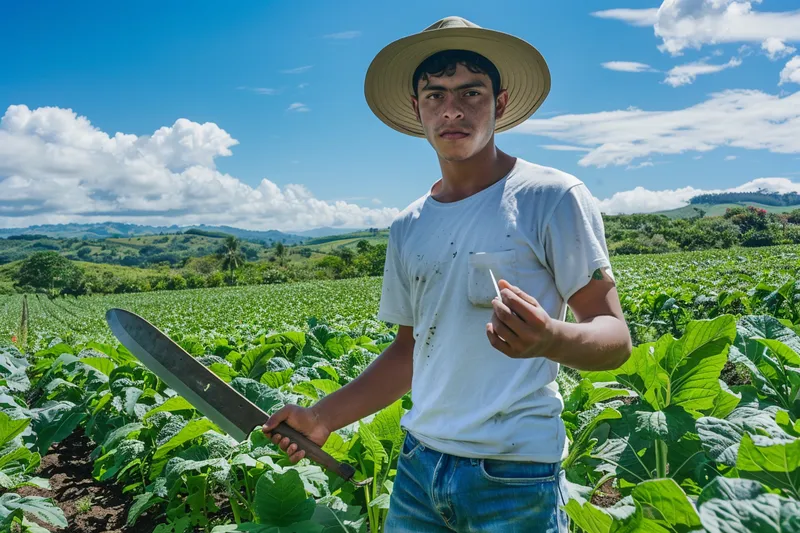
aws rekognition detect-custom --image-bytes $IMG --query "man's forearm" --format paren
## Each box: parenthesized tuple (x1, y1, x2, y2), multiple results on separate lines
(310, 338, 413, 432)
(546, 315, 631, 371)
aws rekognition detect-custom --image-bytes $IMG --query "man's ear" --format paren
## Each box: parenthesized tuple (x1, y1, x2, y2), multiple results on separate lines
(495, 89, 509, 120)
(410, 96, 420, 122)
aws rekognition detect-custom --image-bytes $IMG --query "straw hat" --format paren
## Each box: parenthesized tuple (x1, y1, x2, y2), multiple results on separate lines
(364, 16, 551, 137)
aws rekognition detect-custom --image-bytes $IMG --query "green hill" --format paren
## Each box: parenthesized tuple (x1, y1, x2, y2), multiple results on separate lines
(652, 202, 799, 219)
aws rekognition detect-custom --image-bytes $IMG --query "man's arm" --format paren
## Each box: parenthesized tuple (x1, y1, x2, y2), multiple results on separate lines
(312, 324, 414, 430)
(262, 324, 414, 462)
(487, 269, 631, 371)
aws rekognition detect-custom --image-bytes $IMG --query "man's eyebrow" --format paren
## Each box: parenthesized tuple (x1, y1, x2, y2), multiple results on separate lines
(420, 80, 487, 92)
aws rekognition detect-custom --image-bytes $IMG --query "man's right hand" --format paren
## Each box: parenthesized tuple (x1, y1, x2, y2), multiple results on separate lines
(261, 405, 331, 464)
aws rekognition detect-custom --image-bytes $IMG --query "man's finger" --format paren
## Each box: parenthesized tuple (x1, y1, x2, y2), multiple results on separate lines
(486, 323, 513, 355)
(499, 280, 540, 307)
(492, 310, 520, 341)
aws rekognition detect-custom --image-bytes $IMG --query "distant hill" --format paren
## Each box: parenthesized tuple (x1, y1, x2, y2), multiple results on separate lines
(293, 227, 371, 238)
(689, 190, 800, 207)
(652, 202, 799, 219)
(0, 222, 306, 245)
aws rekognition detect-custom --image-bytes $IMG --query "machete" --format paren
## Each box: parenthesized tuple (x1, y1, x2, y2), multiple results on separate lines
(105, 308, 364, 484)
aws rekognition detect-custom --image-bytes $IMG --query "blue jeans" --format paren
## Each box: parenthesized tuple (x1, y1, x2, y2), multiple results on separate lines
(384, 432, 570, 533)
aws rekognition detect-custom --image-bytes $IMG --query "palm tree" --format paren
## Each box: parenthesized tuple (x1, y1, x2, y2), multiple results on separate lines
(218, 236, 245, 285)
(274, 241, 286, 267)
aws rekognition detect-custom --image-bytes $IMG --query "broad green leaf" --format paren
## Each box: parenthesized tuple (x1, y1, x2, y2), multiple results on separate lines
(0, 493, 67, 528)
(357, 424, 386, 467)
(776, 411, 800, 437)
(365, 399, 404, 455)
(30, 401, 87, 454)
(127, 492, 166, 526)
(210, 362, 239, 383)
(153, 418, 218, 460)
(324, 336, 355, 358)
(260, 369, 294, 389)
(0, 413, 29, 445)
(311, 496, 367, 532)
(321, 433, 353, 463)
(697, 477, 800, 533)
(697, 405, 791, 466)
(736, 433, 800, 498)
(630, 478, 702, 532)
(632, 405, 695, 442)
(98, 422, 145, 452)
(253, 469, 316, 526)
(663, 316, 736, 415)
(80, 356, 116, 377)
(144, 397, 196, 421)
(751, 338, 800, 368)
(242, 344, 279, 379)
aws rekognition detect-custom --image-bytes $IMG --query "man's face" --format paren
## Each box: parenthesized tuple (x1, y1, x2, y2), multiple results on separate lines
(411, 63, 507, 161)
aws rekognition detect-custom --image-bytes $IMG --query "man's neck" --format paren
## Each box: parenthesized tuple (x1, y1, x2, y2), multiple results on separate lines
(432, 143, 516, 203)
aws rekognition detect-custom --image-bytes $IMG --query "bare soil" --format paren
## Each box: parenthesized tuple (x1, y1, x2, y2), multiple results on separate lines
(591, 478, 622, 508)
(15, 428, 162, 533)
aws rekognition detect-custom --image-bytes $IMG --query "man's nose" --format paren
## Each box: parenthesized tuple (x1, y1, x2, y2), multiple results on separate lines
(442, 96, 465, 120)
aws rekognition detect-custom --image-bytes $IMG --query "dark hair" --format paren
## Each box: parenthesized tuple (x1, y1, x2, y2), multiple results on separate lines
(412, 49, 502, 98)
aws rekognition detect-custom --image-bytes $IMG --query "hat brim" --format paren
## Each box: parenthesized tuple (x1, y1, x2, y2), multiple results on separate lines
(364, 26, 551, 137)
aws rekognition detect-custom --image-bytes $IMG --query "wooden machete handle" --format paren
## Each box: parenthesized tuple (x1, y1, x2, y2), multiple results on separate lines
(271, 421, 356, 481)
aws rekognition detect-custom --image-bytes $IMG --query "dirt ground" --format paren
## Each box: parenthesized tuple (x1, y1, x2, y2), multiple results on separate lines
(15, 428, 161, 533)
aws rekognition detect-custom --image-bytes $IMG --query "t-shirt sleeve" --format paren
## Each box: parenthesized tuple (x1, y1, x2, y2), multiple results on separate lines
(377, 227, 414, 326)
(544, 183, 614, 303)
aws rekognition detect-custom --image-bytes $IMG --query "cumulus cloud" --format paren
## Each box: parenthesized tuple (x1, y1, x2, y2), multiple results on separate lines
(594, 177, 800, 214)
(539, 145, 592, 152)
(287, 102, 310, 112)
(762, 38, 796, 60)
(601, 61, 658, 73)
(0, 105, 398, 231)
(663, 56, 742, 87)
(593, 0, 800, 56)
(780, 56, 800, 85)
(514, 89, 800, 167)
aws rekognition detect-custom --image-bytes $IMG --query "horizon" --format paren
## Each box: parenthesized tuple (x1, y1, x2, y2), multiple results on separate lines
(2, 0, 800, 233)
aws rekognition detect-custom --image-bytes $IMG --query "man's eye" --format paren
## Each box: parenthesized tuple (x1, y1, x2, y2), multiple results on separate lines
(426, 93, 442, 99)
(465, 91, 480, 96)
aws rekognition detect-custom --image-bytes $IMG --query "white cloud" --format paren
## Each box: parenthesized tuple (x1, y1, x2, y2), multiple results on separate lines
(594, 176, 800, 214)
(626, 161, 655, 170)
(0, 105, 398, 231)
(594, 1, 800, 56)
(601, 61, 658, 73)
(287, 103, 310, 112)
(663, 56, 742, 87)
(281, 65, 313, 74)
(725, 155, 737, 160)
(780, 56, 800, 85)
(323, 31, 361, 39)
(762, 38, 796, 60)
(238, 86, 279, 95)
(514, 89, 800, 167)
(539, 144, 592, 152)
(592, 8, 659, 27)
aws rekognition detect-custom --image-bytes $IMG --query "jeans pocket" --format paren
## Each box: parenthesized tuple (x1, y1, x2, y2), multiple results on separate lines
(399, 432, 424, 460)
(467, 249, 518, 307)
(479, 458, 558, 485)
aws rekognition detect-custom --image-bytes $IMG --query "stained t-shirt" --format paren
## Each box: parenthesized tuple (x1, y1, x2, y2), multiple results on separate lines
(377, 157, 613, 463)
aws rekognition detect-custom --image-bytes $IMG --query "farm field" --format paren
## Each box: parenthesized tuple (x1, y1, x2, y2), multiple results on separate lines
(0, 244, 799, 532)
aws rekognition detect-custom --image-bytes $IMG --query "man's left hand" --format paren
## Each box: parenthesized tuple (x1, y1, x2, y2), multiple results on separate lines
(486, 279, 558, 359)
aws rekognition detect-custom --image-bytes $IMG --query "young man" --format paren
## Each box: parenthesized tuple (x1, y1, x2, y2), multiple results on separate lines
(263, 16, 632, 532)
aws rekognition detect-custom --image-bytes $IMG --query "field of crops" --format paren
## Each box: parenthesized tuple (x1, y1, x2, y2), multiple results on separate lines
(0, 244, 799, 532)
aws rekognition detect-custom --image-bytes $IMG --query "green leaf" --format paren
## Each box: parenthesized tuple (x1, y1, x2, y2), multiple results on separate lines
(357, 424, 386, 468)
(0, 412, 29, 446)
(260, 369, 294, 389)
(664, 316, 737, 415)
(144, 397, 196, 421)
(253, 469, 316, 526)
(630, 478, 702, 532)
(736, 433, 800, 498)
(697, 477, 800, 533)
(80, 356, 116, 377)
(30, 401, 87, 454)
(321, 433, 353, 463)
(751, 338, 800, 368)
(563, 407, 621, 471)
(153, 419, 219, 460)
(697, 406, 791, 467)
(776, 411, 800, 437)
(0, 493, 67, 528)
(366, 399, 405, 456)
(311, 496, 367, 532)
(632, 405, 696, 442)
(210, 362, 239, 383)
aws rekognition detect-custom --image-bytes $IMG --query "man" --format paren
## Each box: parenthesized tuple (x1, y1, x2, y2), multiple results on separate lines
(263, 16, 632, 532)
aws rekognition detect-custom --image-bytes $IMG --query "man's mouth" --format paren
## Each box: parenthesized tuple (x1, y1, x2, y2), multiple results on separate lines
(439, 130, 469, 140)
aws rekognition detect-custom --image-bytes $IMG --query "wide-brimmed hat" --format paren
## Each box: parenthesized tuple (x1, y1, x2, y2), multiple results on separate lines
(364, 16, 551, 137)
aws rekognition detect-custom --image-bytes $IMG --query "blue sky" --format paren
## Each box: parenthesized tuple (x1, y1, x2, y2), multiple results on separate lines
(1, 0, 799, 231)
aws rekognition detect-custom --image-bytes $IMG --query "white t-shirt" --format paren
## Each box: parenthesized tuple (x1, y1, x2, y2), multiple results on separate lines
(377, 157, 614, 463)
